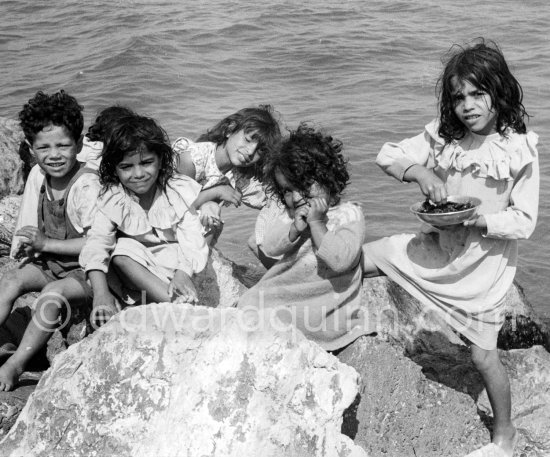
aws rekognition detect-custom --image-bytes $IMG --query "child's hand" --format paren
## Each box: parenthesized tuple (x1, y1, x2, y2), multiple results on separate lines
(214, 185, 242, 207)
(14, 226, 47, 256)
(167, 270, 198, 304)
(199, 201, 223, 230)
(306, 197, 329, 223)
(406, 165, 447, 203)
(293, 205, 310, 233)
(91, 292, 121, 328)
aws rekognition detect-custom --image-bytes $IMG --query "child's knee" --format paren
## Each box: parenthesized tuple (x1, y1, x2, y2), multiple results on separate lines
(0, 270, 26, 295)
(470, 346, 499, 372)
(111, 255, 130, 268)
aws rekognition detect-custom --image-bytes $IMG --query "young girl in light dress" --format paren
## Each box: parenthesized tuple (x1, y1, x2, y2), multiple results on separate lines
(79, 113, 208, 325)
(172, 105, 281, 242)
(238, 124, 373, 351)
(363, 40, 539, 457)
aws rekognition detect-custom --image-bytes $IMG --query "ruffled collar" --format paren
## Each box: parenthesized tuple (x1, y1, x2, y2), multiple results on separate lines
(98, 175, 201, 235)
(426, 119, 538, 181)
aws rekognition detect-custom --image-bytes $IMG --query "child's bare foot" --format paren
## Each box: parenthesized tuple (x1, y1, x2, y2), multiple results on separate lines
(493, 426, 518, 457)
(0, 357, 24, 391)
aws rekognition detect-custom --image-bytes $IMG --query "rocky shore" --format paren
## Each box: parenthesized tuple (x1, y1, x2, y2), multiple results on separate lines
(0, 118, 548, 456)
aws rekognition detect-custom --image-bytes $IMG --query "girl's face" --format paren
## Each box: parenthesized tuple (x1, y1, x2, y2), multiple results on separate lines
(116, 148, 160, 200)
(275, 169, 330, 216)
(223, 129, 260, 168)
(451, 78, 497, 136)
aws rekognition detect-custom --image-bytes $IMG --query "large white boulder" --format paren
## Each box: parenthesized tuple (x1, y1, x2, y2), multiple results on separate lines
(1, 303, 367, 457)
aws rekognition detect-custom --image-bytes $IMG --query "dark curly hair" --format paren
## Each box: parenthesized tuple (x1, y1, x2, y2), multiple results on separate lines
(18, 90, 84, 144)
(437, 39, 528, 143)
(98, 113, 175, 194)
(86, 105, 135, 142)
(197, 104, 282, 180)
(264, 123, 349, 207)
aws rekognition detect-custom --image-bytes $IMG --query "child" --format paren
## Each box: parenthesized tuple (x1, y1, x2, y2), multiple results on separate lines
(77, 105, 135, 169)
(238, 124, 373, 351)
(0, 90, 101, 391)
(172, 105, 281, 241)
(79, 112, 209, 321)
(363, 40, 539, 456)
(11, 105, 135, 257)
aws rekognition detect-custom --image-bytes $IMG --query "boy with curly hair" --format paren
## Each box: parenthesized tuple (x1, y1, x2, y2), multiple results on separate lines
(0, 90, 100, 391)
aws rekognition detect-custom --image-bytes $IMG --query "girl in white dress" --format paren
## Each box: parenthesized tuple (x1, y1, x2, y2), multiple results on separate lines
(363, 40, 539, 457)
(80, 113, 208, 326)
(172, 105, 281, 242)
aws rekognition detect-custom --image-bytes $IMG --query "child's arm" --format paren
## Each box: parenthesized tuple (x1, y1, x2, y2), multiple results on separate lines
(14, 226, 86, 258)
(175, 145, 197, 178)
(468, 151, 540, 239)
(313, 203, 366, 273)
(377, 125, 447, 202)
(193, 184, 242, 209)
(167, 269, 198, 304)
(87, 270, 120, 327)
(261, 211, 303, 257)
(11, 164, 43, 259)
(79, 209, 120, 326)
(172, 203, 209, 302)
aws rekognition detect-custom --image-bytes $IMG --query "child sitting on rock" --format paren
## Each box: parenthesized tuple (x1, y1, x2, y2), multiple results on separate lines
(238, 124, 374, 351)
(79, 112, 209, 324)
(0, 90, 101, 391)
(172, 105, 282, 244)
(11, 105, 134, 251)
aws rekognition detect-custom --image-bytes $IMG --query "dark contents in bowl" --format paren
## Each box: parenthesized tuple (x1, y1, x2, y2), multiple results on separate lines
(418, 199, 474, 214)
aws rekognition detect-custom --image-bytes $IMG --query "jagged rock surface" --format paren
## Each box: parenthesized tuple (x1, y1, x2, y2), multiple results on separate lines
(0, 117, 25, 199)
(1, 304, 366, 457)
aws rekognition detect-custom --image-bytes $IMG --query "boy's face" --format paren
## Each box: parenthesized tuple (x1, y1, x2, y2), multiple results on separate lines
(28, 124, 81, 181)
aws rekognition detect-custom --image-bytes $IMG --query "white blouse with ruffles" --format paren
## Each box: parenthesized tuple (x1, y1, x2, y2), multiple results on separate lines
(79, 175, 208, 278)
(172, 137, 266, 209)
(365, 119, 539, 350)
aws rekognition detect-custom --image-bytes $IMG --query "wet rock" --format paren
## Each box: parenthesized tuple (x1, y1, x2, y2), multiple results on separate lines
(1, 304, 366, 457)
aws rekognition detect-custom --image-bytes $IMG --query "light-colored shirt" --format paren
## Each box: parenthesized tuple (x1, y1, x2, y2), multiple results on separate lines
(79, 175, 208, 277)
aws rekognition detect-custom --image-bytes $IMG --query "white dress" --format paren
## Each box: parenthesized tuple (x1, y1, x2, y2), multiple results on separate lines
(364, 120, 539, 350)
(172, 137, 266, 209)
(79, 176, 209, 283)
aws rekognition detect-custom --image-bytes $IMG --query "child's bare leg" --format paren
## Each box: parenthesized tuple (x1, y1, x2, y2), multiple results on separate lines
(0, 277, 88, 391)
(111, 256, 172, 303)
(361, 244, 384, 278)
(471, 344, 517, 456)
(0, 264, 49, 326)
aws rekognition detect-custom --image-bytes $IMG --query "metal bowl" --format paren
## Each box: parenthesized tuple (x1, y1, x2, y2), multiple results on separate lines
(410, 195, 482, 227)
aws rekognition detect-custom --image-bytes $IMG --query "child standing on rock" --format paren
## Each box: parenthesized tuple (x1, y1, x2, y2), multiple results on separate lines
(79, 112, 208, 323)
(0, 90, 101, 391)
(362, 40, 539, 456)
(238, 124, 374, 351)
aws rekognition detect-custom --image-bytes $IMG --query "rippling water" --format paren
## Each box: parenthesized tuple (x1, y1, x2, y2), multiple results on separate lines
(1, 0, 548, 320)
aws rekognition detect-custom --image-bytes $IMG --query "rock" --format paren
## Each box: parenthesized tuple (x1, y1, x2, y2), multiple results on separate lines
(0, 195, 21, 256)
(1, 303, 366, 457)
(194, 248, 248, 309)
(0, 117, 25, 199)
(338, 336, 488, 457)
